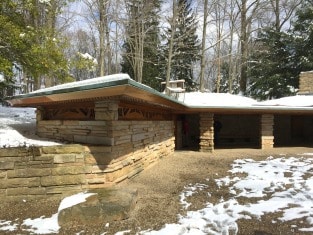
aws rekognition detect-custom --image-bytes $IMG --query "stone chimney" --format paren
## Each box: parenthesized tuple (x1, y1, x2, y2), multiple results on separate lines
(298, 71, 313, 95)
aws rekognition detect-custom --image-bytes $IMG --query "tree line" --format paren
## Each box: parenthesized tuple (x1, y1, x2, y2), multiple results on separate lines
(0, 0, 312, 100)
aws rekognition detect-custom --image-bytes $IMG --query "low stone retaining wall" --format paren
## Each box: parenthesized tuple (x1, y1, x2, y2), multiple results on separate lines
(0, 135, 174, 200)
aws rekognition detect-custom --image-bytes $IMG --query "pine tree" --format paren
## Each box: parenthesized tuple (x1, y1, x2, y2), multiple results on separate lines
(248, 29, 299, 100)
(292, 1, 313, 72)
(121, 0, 162, 90)
(0, 0, 70, 91)
(163, 0, 200, 91)
(141, 1, 162, 90)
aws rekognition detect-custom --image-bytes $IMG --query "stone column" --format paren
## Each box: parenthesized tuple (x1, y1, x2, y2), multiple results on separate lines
(260, 114, 274, 149)
(92, 99, 119, 146)
(94, 99, 119, 121)
(36, 107, 44, 121)
(199, 113, 214, 152)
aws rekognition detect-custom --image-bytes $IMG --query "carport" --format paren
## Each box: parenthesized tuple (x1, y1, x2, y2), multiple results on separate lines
(175, 98, 313, 152)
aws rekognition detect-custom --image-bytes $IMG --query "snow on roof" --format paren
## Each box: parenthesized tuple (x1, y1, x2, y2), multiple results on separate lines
(178, 92, 257, 107)
(256, 95, 313, 107)
(177, 92, 313, 108)
(29, 73, 131, 95)
(9, 72, 313, 109)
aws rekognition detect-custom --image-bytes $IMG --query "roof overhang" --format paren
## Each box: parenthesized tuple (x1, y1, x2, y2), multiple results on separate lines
(7, 75, 186, 111)
(6, 74, 313, 115)
(182, 105, 313, 115)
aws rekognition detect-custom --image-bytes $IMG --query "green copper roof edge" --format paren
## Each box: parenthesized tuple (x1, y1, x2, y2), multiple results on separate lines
(7, 77, 186, 107)
(9, 78, 131, 99)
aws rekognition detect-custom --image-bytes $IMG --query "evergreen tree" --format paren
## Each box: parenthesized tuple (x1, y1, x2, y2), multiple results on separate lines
(141, 4, 163, 91)
(248, 29, 299, 100)
(0, 0, 71, 93)
(292, 1, 313, 72)
(248, 1, 313, 100)
(0, 0, 31, 78)
(164, 0, 200, 91)
(121, 0, 162, 90)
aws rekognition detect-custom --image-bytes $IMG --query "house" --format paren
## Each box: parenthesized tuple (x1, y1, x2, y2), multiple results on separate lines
(5, 72, 313, 195)
(8, 72, 313, 151)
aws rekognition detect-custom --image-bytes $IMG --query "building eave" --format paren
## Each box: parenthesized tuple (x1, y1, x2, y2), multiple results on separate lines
(7, 76, 186, 111)
(6, 74, 313, 115)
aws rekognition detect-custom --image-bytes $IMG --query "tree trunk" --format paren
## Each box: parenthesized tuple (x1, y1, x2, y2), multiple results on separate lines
(199, 0, 208, 92)
(165, 0, 177, 93)
(239, 0, 248, 94)
(99, 0, 107, 76)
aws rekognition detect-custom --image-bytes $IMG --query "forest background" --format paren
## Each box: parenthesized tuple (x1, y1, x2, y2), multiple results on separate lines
(1, 0, 313, 101)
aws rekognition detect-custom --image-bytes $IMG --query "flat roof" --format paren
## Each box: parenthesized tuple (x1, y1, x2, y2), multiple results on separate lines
(6, 74, 313, 115)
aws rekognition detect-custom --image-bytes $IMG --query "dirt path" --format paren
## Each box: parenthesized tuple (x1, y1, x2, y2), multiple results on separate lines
(102, 147, 313, 235)
(1, 147, 313, 234)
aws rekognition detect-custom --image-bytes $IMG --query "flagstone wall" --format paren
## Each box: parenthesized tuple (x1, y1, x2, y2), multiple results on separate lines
(0, 99, 175, 199)
(299, 71, 313, 95)
(260, 114, 274, 149)
(0, 135, 174, 200)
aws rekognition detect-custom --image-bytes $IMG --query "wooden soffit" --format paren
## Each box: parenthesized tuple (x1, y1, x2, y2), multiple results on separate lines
(7, 76, 186, 111)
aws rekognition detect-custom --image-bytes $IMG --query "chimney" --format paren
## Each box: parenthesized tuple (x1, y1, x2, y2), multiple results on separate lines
(298, 71, 313, 95)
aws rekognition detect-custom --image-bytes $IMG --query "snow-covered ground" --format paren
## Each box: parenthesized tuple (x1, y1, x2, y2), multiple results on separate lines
(1, 155, 313, 234)
(0, 106, 60, 148)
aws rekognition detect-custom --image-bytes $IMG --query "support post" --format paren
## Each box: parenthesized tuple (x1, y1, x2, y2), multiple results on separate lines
(199, 113, 214, 152)
(260, 114, 274, 149)
(94, 99, 119, 121)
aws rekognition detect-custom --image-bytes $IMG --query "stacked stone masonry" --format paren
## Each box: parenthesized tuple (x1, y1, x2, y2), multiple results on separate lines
(0, 133, 174, 200)
(199, 113, 214, 152)
(22, 99, 175, 200)
(260, 114, 274, 149)
(299, 71, 313, 94)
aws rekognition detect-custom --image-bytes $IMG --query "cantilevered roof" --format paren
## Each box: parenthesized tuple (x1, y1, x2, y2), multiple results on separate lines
(177, 92, 313, 114)
(6, 73, 313, 115)
(7, 74, 186, 110)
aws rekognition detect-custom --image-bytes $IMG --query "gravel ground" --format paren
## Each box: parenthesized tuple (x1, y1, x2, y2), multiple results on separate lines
(0, 147, 313, 235)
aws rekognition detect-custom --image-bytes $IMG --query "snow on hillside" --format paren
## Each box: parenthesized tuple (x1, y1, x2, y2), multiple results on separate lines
(0, 106, 60, 148)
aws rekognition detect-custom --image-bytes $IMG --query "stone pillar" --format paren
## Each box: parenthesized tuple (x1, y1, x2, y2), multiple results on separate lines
(260, 114, 274, 149)
(298, 71, 313, 95)
(199, 113, 214, 152)
(36, 107, 44, 121)
(94, 99, 119, 121)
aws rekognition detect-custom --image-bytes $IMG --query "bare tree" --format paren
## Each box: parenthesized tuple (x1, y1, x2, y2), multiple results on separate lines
(124, 0, 144, 83)
(199, 0, 208, 92)
(269, 0, 303, 32)
(82, 0, 114, 76)
(237, 0, 262, 94)
(226, 0, 240, 93)
(165, 0, 178, 92)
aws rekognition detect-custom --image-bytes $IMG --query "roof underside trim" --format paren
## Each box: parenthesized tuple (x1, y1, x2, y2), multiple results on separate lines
(6, 75, 313, 114)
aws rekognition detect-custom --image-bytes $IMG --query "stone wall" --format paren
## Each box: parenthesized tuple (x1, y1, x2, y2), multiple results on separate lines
(0, 128, 174, 200)
(17, 98, 175, 200)
(260, 114, 274, 149)
(299, 71, 313, 95)
(199, 113, 214, 152)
